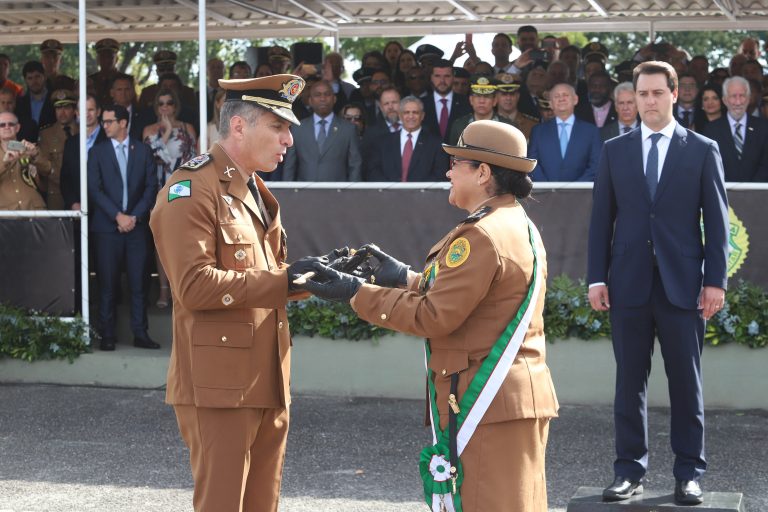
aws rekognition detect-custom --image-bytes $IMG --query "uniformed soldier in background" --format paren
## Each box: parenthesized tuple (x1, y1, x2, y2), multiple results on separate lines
(138, 50, 196, 111)
(89, 38, 126, 108)
(448, 75, 514, 145)
(37, 89, 78, 209)
(150, 74, 326, 512)
(40, 39, 76, 93)
(0, 111, 50, 210)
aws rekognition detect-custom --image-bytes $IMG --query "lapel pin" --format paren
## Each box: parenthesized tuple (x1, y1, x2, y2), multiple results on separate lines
(748, 126, 754, 131)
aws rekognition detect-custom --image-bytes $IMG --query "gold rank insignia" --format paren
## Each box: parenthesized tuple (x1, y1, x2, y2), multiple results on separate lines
(445, 237, 471, 268)
(234, 249, 247, 261)
(179, 153, 211, 170)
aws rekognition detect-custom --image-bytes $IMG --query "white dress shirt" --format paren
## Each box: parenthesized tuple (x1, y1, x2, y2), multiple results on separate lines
(727, 112, 747, 141)
(433, 91, 454, 116)
(641, 119, 676, 181)
(313, 112, 335, 139)
(400, 127, 421, 154)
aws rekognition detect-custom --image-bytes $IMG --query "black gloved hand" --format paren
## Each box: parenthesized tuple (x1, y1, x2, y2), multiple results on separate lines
(323, 246, 350, 267)
(287, 256, 328, 291)
(359, 244, 410, 288)
(292, 262, 364, 303)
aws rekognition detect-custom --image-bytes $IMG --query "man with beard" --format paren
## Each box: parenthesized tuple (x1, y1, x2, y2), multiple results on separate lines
(362, 86, 401, 162)
(576, 70, 617, 128)
(422, 59, 471, 142)
(364, 69, 391, 125)
(15, 61, 55, 143)
(448, 76, 512, 145)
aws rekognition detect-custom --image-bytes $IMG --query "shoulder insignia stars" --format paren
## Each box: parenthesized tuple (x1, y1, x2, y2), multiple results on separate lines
(462, 206, 493, 224)
(179, 153, 212, 171)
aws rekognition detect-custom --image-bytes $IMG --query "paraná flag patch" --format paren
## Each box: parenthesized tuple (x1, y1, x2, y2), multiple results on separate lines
(168, 180, 192, 202)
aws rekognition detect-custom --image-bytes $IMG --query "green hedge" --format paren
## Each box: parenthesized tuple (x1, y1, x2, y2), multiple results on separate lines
(0, 304, 92, 362)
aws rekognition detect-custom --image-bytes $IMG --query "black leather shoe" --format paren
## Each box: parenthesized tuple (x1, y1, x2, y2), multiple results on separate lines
(133, 336, 161, 349)
(100, 337, 116, 351)
(675, 480, 703, 505)
(602, 476, 643, 501)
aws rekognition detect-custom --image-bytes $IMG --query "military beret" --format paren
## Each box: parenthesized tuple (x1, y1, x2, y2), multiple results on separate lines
(352, 67, 375, 85)
(40, 39, 63, 55)
(469, 75, 499, 95)
(153, 50, 177, 65)
(582, 41, 609, 63)
(453, 67, 470, 79)
(219, 74, 305, 126)
(415, 44, 444, 62)
(94, 38, 120, 54)
(50, 89, 77, 107)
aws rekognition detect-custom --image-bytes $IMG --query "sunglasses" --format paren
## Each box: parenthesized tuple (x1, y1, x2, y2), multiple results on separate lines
(0, 121, 17, 128)
(344, 115, 363, 121)
(157, 100, 175, 106)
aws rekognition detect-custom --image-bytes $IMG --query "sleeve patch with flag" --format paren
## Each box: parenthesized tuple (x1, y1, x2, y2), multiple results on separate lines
(168, 180, 192, 202)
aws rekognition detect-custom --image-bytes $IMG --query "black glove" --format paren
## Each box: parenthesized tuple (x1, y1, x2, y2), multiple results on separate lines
(292, 262, 364, 303)
(323, 246, 350, 266)
(359, 244, 410, 288)
(287, 256, 328, 291)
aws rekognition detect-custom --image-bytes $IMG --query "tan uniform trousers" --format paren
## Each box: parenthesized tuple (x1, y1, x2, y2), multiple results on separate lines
(174, 405, 289, 512)
(459, 418, 550, 512)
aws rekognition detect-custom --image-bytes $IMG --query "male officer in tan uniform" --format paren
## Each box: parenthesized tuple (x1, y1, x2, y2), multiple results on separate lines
(150, 74, 322, 512)
(37, 89, 78, 209)
(0, 111, 50, 210)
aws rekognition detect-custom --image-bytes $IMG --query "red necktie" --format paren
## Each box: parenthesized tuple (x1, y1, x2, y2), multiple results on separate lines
(401, 133, 414, 182)
(438, 98, 449, 138)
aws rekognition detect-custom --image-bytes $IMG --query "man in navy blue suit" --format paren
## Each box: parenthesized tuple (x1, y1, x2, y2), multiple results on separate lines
(88, 104, 158, 351)
(587, 61, 729, 505)
(528, 82, 601, 181)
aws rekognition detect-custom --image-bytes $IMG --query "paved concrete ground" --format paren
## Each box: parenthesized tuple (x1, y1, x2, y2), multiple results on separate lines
(0, 384, 765, 512)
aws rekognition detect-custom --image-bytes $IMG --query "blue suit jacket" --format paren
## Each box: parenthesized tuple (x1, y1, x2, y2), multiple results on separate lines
(528, 117, 602, 182)
(587, 124, 729, 310)
(87, 137, 157, 233)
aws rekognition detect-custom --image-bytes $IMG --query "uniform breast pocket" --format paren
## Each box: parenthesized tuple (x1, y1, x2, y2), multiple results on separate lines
(191, 321, 253, 389)
(219, 223, 257, 270)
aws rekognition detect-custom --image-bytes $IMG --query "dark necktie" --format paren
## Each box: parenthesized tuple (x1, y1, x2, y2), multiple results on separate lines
(622, 125, 631, 134)
(401, 133, 414, 182)
(392, 122, 400, 132)
(646, 133, 663, 200)
(63, 125, 72, 139)
(247, 176, 272, 227)
(438, 98, 449, 138)
(734, 122, 743, 159)
(317, 118, 327, 150)
(681, 110, 691, 128)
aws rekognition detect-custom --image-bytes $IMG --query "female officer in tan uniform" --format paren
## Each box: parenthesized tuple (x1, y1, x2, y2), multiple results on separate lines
(296, 120, 559, 512)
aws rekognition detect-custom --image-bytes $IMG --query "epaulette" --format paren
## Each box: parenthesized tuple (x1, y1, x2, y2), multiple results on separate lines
(179, 153, 212, 171)
(39, 122, 55, 132)
(521, 113, 540, 122)
(462, 206, 493, 224)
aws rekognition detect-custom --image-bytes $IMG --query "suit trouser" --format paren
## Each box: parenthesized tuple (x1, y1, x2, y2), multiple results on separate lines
(610, 267, 706, 481)
(94, 226, 149, 338)
(458, 418, 550, 512)
(174, 405, 289, 512)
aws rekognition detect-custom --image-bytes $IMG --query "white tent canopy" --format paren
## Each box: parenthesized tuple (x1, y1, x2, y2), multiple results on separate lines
(1, 0, 767, 45)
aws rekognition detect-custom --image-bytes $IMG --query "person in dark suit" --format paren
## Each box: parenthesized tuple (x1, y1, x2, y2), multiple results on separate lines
(283, 80, 362, 181)
(87, 104, 158, 351)
(61, 95, 107, 210)
(365, 96, 448, 181)
(703, 76, 768, 182)
(14, 61, 56, 143)
(587, 61, 729, 505)
(422, 59, 472, 142)
(600, 82, 639, 142)
(575, 70, 618, 128)
(528, 82, 601, 181)
(109, 73, 145, 141)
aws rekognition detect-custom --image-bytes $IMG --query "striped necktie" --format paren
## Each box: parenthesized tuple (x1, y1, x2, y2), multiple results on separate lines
(734, 122, 743, 159)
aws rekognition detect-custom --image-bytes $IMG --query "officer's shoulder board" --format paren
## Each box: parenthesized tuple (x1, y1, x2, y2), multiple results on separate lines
(461, 206, 493, 224)
(179, 153, 212, 171)
(521, 113, 540, 123)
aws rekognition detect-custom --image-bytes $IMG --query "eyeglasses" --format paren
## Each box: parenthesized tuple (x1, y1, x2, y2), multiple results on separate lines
(450, 156, 480, 169)
(101, 118, 118, 125)
(157, 100, 175, 106)
(344, 115, 363, 121)
(0, 122, 17, 128)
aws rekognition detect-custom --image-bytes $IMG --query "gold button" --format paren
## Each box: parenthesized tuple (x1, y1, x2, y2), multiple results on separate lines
(221, 336, 228, 343)
(278, 321, 284, 329)
(441, 369, 447, 376)
(380, 313, 387, 320)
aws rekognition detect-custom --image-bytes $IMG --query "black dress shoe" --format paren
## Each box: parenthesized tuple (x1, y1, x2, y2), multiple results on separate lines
(602, 476, 643, 501)
(675, 479, 703, 505)
(133, 336, 161, 349)
(100, 337, 116, 351)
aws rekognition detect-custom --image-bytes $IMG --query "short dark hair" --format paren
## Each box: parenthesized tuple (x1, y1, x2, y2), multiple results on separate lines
(588, 70, 611, 83)
(110, 73, 134, 89)
(517, 25, 538, 36)
(633, 61, 678, 93)
(0, 54, 10, 64)
(559, 45, 580, 58)
(158, 72, 183, 88)
(493, 33, 512, 46)
(22, 60, 45, 77)
(102, 103, 129, 122)
(229, 61, 251, 77)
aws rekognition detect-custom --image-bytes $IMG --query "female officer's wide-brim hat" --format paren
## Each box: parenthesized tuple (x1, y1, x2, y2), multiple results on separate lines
(219, 74, 305, 126)
(442, 120, 537, 173)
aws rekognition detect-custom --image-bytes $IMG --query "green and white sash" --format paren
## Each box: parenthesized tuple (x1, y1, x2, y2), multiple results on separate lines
(419, 220, 542, 512)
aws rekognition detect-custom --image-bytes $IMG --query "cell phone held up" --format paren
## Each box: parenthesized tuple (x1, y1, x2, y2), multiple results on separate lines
(529, 49, 548, 62)
(7, 140, 26, 152)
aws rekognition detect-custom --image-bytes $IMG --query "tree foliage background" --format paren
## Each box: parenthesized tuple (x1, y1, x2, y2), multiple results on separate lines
(0, 31, 765, 88)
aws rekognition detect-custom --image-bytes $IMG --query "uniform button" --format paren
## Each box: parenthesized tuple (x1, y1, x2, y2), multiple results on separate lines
(380, 313, 387, 320)
(221, 336, 228, 343)
(278, 321, 284, 329)
(647, 240, 652, 246)
(221, 293, 233, 306)
(441, 369, 447, 376)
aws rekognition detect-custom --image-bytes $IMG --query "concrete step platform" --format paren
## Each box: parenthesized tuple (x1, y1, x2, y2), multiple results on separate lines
(567, 487, 745, 511)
